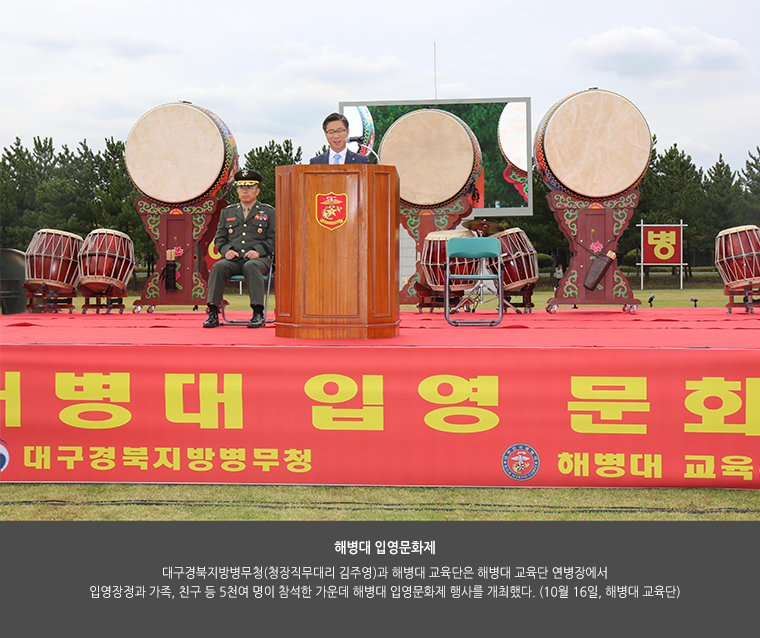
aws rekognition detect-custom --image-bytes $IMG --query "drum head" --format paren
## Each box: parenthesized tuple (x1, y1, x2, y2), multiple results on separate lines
(543, 90, 651, 198)
(125, 103, 225, 204)
(379, 110, 479, 207)
(498, 102, 528, 173)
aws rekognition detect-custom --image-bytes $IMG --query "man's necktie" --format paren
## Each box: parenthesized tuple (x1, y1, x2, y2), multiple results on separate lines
(333, 154, 341, 164)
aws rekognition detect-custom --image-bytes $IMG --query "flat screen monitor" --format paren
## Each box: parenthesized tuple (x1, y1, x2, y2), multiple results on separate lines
(339, 98, 532, 217)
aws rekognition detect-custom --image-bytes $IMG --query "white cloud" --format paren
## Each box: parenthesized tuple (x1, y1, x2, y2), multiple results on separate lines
(566, 26, 751, 83)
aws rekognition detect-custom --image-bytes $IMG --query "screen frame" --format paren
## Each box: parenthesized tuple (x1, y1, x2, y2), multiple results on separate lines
(340, 97, 533, 218)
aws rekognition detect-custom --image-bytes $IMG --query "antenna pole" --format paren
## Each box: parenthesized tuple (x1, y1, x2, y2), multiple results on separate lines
(433, 39, 437, 99)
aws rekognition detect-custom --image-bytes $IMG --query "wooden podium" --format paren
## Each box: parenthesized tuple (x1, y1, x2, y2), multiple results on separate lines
(274, 164, 400, 339)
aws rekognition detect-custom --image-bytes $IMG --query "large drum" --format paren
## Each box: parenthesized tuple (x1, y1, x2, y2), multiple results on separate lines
(487, 228, 539, 291)
(25, 229, 83, 292)
(125, 102, 238, 205)
(421, 229, 477, 292)
(534, 89, 652, 199)
(79, 229, 136, 293)
(498, 102, 528, 174)
(715, 225, 760, 290)
(345, 105, 375, 157)
(379, 109, 481, 208)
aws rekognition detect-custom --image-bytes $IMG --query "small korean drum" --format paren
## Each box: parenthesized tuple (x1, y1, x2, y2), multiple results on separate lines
(715, 225, 760, 290)
(534, 88, 652, 199)
(379, 109, 481, 208)
(79, 229, 136, 293)
(125, 102, 238, 205)
(487, 228, 539, 291)
(25, 229, 84, 292)
(421, 229, 477, 292)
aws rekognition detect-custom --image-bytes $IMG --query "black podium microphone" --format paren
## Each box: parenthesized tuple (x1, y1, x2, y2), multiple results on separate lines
(348, 136, 363, 144)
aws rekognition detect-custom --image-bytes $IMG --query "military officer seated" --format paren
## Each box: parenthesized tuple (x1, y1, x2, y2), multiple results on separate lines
(203, 169, 275, 328)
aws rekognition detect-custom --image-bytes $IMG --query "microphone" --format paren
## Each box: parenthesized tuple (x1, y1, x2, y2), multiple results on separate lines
(348, 136, 363, 144)
(690, 297, 698, 307)
(648, 294, 655, 307)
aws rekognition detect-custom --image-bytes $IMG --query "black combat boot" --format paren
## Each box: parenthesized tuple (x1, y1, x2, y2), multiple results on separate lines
(203, 304, 220, 328)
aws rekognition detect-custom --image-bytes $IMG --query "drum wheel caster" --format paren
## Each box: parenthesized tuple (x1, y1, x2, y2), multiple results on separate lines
(147, 306, 156, 313)
(133, 305, 142, 314)
(119, 309, 124, 315)
(546, 305, 558, 314)
(727, 307, 732, 313)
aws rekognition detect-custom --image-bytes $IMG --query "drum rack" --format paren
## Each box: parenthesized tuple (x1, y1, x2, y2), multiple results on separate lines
(454, 282, 535, 315)
(416, 286, 467, 313)
(416, 282, 535, 314)
(23, 283, 76, 313)
(724, 285, 758, 314)
(79, 283, 128, 314)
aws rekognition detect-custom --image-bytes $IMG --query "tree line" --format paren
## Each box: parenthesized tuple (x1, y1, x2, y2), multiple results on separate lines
(0, 137, 302, 274)
(1, 134, 759, 273)
(516, 140, 760, 271)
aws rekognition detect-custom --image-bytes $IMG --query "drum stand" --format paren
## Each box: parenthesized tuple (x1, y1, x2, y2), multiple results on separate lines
(79, 283, 128, 314)
(547, 189, 641, 313)
(23, 283, 76, 313)
(416, 287, 467, 313)
(724, 284, 758, 314)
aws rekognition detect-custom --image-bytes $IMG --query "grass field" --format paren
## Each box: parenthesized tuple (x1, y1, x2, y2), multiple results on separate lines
(3, 274, 757, 521)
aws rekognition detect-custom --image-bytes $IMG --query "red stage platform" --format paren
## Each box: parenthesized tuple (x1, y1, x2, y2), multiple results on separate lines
(1, 308, 758, 488)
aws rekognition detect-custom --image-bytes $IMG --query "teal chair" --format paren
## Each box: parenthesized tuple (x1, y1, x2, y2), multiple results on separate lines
(219, 260, 275, 325)
(444, 237, 504, 327)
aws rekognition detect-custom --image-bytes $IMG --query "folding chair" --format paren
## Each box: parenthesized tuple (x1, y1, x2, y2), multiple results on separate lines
(444, 237, 504, 327)
(219, 260, 275, 325)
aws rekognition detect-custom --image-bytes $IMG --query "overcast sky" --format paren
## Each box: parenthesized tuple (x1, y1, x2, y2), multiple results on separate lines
(2, 0, 758, 174)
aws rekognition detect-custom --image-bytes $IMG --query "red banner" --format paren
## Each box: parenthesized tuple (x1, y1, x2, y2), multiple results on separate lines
(642, 225, 682, 265)
(1, 344, 759, 488)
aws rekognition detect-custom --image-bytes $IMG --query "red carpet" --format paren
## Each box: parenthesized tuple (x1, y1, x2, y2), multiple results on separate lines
(2, 307, 757, 349)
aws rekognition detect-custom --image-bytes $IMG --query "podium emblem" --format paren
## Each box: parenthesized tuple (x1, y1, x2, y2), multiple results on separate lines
(316, 192, 348, 231)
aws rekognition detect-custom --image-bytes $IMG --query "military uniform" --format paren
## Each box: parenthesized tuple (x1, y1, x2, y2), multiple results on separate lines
(206, 199, 275, 308)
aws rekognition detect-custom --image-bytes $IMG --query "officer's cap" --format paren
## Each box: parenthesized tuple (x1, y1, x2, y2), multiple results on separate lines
(235, 169, 263, 186)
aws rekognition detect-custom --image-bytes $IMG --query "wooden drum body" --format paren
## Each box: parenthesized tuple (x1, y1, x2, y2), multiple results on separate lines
(421, 229, 477, 291)
(715, 225, 760, 290)
(25, 229, 83, 292)
(79, 229, 136, 293)
(534, 89, 652, 199)
(488, 228, 539, 291)
(379, 109, 481, 208)
(125, 102, 238, 205)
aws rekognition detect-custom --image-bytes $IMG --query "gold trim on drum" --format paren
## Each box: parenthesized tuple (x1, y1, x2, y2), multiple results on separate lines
(379, 109, 481, 208)
(534, 89, 652, 200)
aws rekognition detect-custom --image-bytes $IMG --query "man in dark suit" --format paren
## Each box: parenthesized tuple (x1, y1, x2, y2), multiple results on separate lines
(309, 112, 370, 165)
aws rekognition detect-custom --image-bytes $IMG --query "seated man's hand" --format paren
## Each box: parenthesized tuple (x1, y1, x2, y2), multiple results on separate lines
(224, 250, 240, 260)
(243, 250, 261, 260)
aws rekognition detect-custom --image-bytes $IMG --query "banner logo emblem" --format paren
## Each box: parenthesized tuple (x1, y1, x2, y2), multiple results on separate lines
(316, 193, 348, 231)
(502, 444, 540, 481)
(0, 439, 10, 472)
